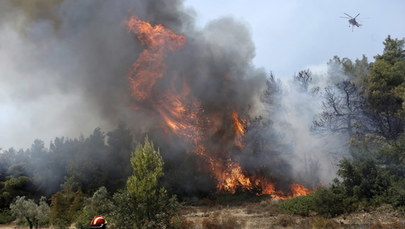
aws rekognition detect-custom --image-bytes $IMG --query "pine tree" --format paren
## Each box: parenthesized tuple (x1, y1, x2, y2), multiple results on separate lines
(112, 137, 179, 228)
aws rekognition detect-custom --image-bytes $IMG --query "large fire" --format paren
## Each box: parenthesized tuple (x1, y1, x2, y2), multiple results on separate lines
(126, 16, 311, 199)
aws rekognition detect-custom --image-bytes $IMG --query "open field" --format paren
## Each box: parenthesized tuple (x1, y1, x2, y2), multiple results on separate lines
(181, 201, 405, 229)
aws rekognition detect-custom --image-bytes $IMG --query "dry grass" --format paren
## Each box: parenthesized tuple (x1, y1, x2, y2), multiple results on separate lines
(369, 220, 405, 229)
(274, 215, 295, 227)
(201, 212, 246, 229)
(245, 200, 281, 215)
(181, 200, 405, 229)
(309, 217, 339, 229)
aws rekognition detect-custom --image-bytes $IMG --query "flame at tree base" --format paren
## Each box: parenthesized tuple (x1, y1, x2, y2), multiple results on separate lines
(215, 162, 312, 199)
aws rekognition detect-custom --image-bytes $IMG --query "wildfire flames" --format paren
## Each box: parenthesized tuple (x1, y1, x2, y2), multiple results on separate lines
(126, 16, 311, 199)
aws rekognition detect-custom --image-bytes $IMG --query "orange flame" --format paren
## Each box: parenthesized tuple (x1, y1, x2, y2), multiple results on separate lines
(214, 161, 253, 193)
(232, 111, 247, 149)
(126, 16, 185, 101)
(232, 111, 246, 135)
(125, 16, 311, 198)
(156, 79, 203, 141)
(290, 183, 312, 197)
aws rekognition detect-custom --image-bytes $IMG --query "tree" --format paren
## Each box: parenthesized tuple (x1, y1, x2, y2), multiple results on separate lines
(331, 55, 369, 86)
(313, 80, 369, 137)
(111, 137, 179, 229)
(1, 175, 34, 210)
(293, 69, 314, 92)
(126, 137, 164, 200)
(365, 36, 405, 139)
(35, 137, 71, 196)
(10, 196, 50, 229)
(65, 128, 109, 194)
(105, 123, 134, 192)
(50, 183, 85, 229)
(312, 55, 375, 138)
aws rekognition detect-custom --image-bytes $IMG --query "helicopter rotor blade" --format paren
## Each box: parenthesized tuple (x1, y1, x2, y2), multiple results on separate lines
(354, 13, 360, 18)
(340, 16, 351, 19)
(344, 13, 353, 18)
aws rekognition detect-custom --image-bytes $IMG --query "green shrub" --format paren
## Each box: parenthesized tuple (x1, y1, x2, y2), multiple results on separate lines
(0, 209, 15, 224)
(279, 187, 348, 217)
(312, 187, 346, 217)
(74, 186, 114, 229)
(384, 178, 405, 208)
(332, 134, 405, 211)
(278, 193, 315, 216)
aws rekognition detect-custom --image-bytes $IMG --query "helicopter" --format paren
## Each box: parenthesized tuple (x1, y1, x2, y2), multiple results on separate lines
(341, 13, 361, 31)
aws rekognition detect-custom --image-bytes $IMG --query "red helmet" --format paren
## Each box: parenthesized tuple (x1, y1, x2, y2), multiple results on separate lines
(90, 216, 107, 228)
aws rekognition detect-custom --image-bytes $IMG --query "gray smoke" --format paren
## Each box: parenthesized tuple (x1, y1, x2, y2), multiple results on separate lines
(0, 0, 195, 148)
(273, 73, 348, 186)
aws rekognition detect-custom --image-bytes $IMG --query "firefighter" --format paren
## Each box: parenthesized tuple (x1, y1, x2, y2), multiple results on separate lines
(90, 215, 108, 229)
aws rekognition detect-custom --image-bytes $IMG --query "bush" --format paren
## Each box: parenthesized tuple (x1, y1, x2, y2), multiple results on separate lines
(278, 187, 348, 217)
(312, 187, 346, 217)
(331, 134, 405, 211)
(75, 187, 114, 229)
(278, 193, 315, 216)
(384, 178, 405, 208)
(0, 209, 15, 224)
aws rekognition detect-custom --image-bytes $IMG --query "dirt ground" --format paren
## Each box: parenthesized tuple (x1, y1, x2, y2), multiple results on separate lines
(0, 223, 45, 229)
(0, 223, 75, 229)
(0, 223, 15, 229)
(181, 201, 405, 229)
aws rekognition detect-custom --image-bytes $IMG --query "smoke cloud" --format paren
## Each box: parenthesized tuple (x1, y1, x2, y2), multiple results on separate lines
(0, 0, 193, 148)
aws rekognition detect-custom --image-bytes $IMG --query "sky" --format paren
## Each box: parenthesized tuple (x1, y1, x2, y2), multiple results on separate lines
(0, 0, 405, 150)
(184, 0, 405, 77)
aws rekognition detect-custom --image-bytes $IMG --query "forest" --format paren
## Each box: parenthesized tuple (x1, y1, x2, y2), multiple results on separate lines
(0, 35, 404, 228)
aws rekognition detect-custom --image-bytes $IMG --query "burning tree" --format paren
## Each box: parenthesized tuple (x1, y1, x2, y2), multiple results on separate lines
(124, 16, 311, 199)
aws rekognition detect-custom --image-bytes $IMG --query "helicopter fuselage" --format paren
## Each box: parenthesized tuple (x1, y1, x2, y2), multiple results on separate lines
(349, 18, 360, 27)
